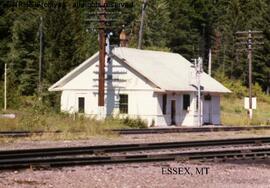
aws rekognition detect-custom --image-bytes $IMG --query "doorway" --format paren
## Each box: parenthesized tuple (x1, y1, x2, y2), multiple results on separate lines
(171, 100, 176, 125)
(203, 95, 211, 124)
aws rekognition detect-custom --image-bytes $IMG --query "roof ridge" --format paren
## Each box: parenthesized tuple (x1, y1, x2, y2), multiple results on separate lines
(114, 47, 180, 56)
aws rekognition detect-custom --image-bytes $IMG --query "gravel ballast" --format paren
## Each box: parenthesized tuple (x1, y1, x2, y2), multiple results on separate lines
(0, 161, 269, 188)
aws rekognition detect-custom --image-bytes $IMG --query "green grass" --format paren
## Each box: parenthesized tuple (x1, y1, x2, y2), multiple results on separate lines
(0, 107, 147, 141)
(221, 97, 270, 126)
(1, 95, 270, 142)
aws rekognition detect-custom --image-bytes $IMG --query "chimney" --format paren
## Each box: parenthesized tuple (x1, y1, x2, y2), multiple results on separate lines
(119, 29, 128, 47)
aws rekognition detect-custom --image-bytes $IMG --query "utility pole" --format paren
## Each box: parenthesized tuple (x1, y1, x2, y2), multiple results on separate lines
(85, 0, 131, 118)
(4, 63, 7, 110)
(247, 31, 253, 120)
(39, 16, 44, 100)
(201, 24, 206, 60)
(98, 0, 106, 115)
(235, 30, 263, 120)
(208, 49, 212, 76)
(195, 57, 203, 126)
(138, 0, 147, 49)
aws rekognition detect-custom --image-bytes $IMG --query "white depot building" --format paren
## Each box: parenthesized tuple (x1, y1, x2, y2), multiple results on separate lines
(49, 47, 231, 127)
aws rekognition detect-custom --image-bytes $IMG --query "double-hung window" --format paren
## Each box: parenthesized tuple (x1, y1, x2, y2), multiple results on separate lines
(119, 94, 128, 114)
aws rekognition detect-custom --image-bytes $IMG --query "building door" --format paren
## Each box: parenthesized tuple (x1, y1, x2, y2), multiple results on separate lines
(171, 100, 176, 125)
(203, 95, 211, 124)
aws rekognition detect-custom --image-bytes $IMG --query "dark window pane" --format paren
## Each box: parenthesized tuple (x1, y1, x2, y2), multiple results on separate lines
(119, 94, 128, 114)
(171, 100, 176, 125)
(162, 94, 167, 115)
(183, 94, 190, 110)
(78, 97, 85, 113)
(204, 94, 211, 101)
(196, 95, 198, 110)
(107, 75, 112, 80)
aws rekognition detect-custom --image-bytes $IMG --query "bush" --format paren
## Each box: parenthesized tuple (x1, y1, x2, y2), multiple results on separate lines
(214, 73, 270, 103)
(122, 117, 147, 129)
(214, 74, 247, 98)
(234, 106, 243, 113)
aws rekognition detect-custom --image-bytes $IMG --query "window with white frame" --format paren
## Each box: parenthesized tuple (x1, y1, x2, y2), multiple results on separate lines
(119, 94, 128, 114)
(78, 97, 85, 113)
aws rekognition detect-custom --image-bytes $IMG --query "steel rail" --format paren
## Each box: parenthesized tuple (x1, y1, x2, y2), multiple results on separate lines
(1, 126, 269, 137)
(0, 130, 61, 137)
(0, 147, 269, 170)
(112, 126, 270, 134)
(0, 137, 270, 160)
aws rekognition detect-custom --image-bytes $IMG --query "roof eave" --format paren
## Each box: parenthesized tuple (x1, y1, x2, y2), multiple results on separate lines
(48, 86, 63, 91)
(157, 89, 232, 94)
(48, 52, 99, 92)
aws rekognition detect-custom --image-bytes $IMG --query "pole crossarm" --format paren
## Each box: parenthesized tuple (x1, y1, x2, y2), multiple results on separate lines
(236, 31, 263, 35)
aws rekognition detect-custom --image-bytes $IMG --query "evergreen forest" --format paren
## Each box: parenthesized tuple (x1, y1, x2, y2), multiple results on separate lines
(0, 0, 270, 109)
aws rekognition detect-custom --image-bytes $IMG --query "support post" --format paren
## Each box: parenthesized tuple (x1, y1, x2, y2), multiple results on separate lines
(195, 57, 203, 126)
(197, 57, 202, 126)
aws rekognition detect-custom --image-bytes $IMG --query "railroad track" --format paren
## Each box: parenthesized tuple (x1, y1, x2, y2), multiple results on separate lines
(1, 126, 269, 137)
(0, 137, 270, 170)
(112, 126, 270, 134)
(0, 130, 61, 137)
(0, 147, 269, 170)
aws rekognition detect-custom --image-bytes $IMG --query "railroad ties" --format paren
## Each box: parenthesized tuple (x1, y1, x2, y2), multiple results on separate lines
(0, 137, 270, 170)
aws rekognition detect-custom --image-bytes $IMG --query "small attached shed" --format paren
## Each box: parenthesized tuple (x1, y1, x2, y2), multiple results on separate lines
(49, 47, 231, 127)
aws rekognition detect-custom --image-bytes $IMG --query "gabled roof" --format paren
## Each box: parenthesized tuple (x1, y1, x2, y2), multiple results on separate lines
(48, 52, 99, 91)
(49, 47, 231, 93)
